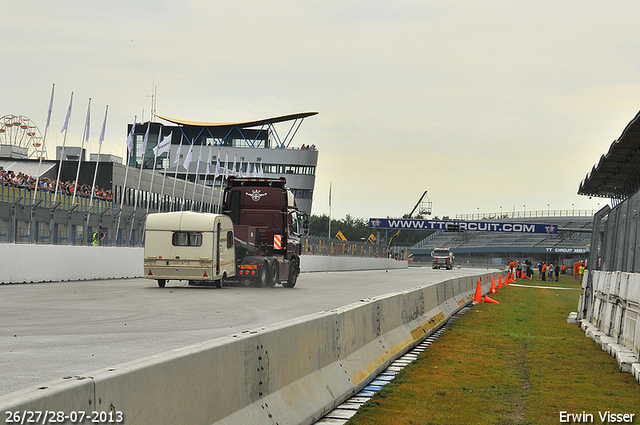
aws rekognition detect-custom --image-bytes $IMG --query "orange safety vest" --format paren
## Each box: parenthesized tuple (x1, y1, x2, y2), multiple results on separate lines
(542, 264, 547, 272)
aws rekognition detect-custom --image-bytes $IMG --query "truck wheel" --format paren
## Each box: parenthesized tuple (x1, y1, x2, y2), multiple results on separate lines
(254, 261, 269, 288)
(267, 260, 279, 287)
(157, 279, 166, 288)
(283, 258, 298, 288)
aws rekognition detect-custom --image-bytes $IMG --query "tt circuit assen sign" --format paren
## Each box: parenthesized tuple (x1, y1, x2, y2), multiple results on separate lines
(369, 218, 557, 234)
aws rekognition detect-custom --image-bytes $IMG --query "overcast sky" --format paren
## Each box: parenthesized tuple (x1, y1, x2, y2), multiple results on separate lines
(2, 1, 639, 220)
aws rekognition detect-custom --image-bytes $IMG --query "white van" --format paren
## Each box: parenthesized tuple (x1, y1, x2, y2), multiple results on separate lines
(144, 211, 236, 288)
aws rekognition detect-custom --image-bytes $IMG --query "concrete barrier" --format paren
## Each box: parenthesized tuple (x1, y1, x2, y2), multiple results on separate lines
(0, 272, 498, 425)
(299, 255, 407, 272)
(578, 270, 640, 381)
(0, 243, 404, 284)
(0, 244, 144, 284)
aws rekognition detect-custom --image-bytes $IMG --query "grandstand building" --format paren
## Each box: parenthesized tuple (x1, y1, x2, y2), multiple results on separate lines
(408, 214, 593, 267)
(126, 113, 318, 215)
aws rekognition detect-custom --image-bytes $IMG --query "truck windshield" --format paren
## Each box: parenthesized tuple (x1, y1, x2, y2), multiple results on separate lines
(172, 232, 202, 247)
(433, 250, 449, 256)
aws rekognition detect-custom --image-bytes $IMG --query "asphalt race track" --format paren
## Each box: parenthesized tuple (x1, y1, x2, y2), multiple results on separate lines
(0, 266, 491, 396)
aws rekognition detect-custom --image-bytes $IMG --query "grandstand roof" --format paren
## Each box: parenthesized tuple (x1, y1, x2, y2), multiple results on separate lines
(155, 112, 318, 129)
(578, 110, 640, 199)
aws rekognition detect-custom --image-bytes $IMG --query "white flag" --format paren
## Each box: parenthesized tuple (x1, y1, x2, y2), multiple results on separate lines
(45, 84, 54, 130)
(126, 119, 136, 152)
(224, 152, 229, 181)
(213, 149, 220, 183)
(84, 99, 91, 143)
(153, 132, 172, 157)
(238, 158, 244, 178)
(215, 148, 221, 176)
(258, 160, 264, 177)
(173, 135, 183, 166)
(183, 144, 193, 170)
(141, 123, 150, 155)
(98, 105, 108, 146)
(195, 148, 202, 175)
(206, 146, 213, 174)
(232, 154, 237, 177)
(61, 92, 73, 133)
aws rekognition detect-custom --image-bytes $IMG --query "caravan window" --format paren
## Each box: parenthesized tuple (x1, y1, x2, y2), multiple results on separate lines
(172, 231, 203, 247)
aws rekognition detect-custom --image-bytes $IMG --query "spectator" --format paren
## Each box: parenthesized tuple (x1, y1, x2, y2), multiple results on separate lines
(0, 168, 115, 203)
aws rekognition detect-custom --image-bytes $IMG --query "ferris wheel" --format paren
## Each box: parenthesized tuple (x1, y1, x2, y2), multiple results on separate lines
(0, 114, 45, 159)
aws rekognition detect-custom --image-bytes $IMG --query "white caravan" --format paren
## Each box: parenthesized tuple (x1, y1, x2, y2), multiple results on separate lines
(144, 211, 236, 287)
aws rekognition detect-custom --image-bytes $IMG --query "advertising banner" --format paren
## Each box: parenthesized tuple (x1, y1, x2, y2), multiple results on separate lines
(369, 218, 557, 234)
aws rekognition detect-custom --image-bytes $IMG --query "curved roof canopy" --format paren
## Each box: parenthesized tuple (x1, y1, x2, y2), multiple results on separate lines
(155, 111, 318, 128)
(578, 110, 640, 200)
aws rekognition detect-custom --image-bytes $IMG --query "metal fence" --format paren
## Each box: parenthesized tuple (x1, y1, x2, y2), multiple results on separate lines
(0, 185, 387, 258)
(456, 209, 596, 221)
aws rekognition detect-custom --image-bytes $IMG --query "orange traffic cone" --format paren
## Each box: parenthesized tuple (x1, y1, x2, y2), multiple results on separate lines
(497, 274, 503, 289)
(473, 278, 482, 303)
(490, 275, 498, 293)
(507, 272, 515, 284)
(484, 294, 500, 304)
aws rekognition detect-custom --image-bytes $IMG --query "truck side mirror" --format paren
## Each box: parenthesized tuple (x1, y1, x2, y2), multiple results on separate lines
(302, 213, 309, 235)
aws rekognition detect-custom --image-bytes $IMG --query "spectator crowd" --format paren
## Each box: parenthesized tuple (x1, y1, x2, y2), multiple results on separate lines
(0, 168, 114, 201)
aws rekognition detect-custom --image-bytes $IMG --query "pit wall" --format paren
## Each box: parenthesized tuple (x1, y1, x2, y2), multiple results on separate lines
(577, 270, 640, 381)
(0, 243, 406, 284)
(0, 271, 500, 425)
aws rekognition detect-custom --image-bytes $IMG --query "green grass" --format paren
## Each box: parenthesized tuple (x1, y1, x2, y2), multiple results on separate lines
(346, 275, 640, 425)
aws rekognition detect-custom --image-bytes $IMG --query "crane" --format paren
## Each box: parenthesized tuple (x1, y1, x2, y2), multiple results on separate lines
(387, 191, 430, 249)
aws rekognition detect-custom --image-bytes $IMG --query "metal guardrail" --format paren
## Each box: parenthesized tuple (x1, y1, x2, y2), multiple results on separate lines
(303, 235, 388, 258)
(0, 185, 387, 258)
(456, 209, 597, 220)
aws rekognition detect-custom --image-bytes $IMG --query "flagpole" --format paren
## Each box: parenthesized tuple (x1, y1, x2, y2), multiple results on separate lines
(158, 131, 172, 213)
(191, 148, 202, 210)
(72, 98, 91, 205)
(181, 141, 193, 211)
(215, 151, 230, 212)
(147, 125, 162, 215)
(54, 91, 73, 203)
(328, 182, 332, 239)
(89, 105, 108, 210)
(209, 148, 220, 213)
(116, 116, 136, 242)
(134, 122, 150, 211)
(33, 83, 55, 204)
(170, 134, 184, 212)
(130, 122, 150, 241)
(200, 145, 212, 211)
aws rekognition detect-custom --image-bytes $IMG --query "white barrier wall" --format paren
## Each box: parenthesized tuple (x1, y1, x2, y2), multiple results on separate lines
(0, 243, 405, 284)
(299, 255, 407, 272)
(578, 270, 640, 379)
(0, 244, 144, 283)
(0, 272, 499, 425)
